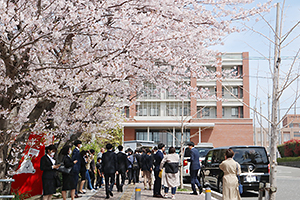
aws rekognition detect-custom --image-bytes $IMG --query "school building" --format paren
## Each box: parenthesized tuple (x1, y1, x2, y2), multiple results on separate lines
(122, 52, 253, 148)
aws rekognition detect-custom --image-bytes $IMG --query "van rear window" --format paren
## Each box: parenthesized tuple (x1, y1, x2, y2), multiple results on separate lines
(232, 148, 269, 164)
(184, 147, 211, 157)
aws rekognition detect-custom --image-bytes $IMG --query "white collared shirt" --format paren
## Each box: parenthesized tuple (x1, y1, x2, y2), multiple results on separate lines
(47, 154, 56, 165)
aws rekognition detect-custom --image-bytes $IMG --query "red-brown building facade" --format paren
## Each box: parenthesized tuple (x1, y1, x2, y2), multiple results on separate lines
(123, 53, 253, 148)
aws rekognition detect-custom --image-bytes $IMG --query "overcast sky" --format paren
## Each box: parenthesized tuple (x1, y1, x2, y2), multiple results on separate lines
(211, 0, 300, 127)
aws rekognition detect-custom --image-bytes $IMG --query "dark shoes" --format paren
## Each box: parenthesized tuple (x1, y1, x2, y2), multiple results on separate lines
(78, 191, 86, 194)
(190, 192, 198, 195)
(74, 194, 81, 198)
(199, 186, 203, 194)
(105, 196, 109, 199)
(109, 191, 113, 197)
(153, 194, 163, 198)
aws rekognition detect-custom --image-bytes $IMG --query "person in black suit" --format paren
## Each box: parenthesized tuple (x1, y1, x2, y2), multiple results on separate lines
(133, 149, 142, 183)
(153, 143, 165, 198)
(71, 140, 82, 198)
(60, 145, 78, 200)
(102, 143, 118, 199)
(141, 148, 153, 190)
(116, 145, 128, 192)
(187, 142, 202, 195)
(40, 145, 60, 200)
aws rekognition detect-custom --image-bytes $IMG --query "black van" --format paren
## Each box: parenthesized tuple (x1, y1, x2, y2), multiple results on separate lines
(200, 146, 269, 194)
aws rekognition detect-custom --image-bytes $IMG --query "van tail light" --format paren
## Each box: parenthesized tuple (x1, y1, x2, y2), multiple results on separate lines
(183, 160, 188, 166)
(268, 164, 270, 174)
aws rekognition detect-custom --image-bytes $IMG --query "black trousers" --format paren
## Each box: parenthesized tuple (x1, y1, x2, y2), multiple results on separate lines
(104, 173, 115, 197)
(116, 172, 126, 190)
(153, 170, 162, 195)
(127, 168, 133, 184)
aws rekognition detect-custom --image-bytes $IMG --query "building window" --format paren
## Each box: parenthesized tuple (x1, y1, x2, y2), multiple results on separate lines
(136, 129, 190, 148)
(231, 107, 238, 117)
(166, 102, 190, 116)
(122, 106, 130, 118)
(283, 133, 290, 142)
(294, 131, 300, 137)
(136, 102, 160, 116)
(140, 83, 160, 99)
(203, 107, 210, 117)
(290, 123, 294, 128)
(232, 87, 238, 96)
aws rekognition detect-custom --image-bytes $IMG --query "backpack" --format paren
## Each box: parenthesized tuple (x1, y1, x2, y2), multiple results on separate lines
(132, 157, 139, 169)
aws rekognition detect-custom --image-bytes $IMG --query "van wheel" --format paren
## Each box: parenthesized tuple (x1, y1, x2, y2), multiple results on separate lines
(218, 180, 223, 194)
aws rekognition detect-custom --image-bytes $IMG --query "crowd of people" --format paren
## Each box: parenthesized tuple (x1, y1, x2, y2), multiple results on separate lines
(40, 140, 241, 200)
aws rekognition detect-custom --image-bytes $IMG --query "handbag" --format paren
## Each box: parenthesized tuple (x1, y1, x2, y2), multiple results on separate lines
(57, 156, 72, 174)
(158, 169, 163, 178)
(236, 163, 243, 194)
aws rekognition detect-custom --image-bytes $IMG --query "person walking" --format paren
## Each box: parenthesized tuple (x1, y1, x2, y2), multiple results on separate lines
(187, 142, 202, 195)
(72, 140, 82, 198)
(116, 145, 128, 192)
(153, 143, 165, 198)
(132, 150, 140, 184)
(141, 148, 153, 190)
(40, 145, 60, 200)
(78, 150, 87, 194)
(95, 157, 103, 189)
(102, 143, 118, 199)
(160, 147, 179, 200)
(89, 149, 96, 189)
(219, 149, 241, 200)
(127, 149, 134, 184)
(85, 150, 96, 191)
(59, 145, 78, 200)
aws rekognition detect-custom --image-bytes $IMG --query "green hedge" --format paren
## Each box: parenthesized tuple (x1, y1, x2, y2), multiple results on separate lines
(277, 139, 300, 157)
(277, 156, 300, 163)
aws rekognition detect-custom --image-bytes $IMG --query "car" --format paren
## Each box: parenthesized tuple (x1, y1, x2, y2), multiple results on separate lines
(181, 143, 213, 182)
(200, 146, 270, 194)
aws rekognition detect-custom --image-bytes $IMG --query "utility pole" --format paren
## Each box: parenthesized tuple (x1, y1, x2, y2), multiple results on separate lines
(269, 3, 281, 200)
(260, 101, 263, 147)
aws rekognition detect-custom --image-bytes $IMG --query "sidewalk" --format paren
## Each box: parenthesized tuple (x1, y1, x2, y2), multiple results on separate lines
(75, 181, 218, 200)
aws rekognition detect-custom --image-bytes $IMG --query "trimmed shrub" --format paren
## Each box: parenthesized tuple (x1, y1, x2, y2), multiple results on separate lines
(277, 139, 300, 157)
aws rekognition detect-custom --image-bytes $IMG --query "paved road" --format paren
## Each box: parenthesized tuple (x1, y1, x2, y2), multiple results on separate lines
(216, 165, 300, 200)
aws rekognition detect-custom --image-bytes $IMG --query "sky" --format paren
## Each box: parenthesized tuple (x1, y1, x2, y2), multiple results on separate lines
(211, 0, 300, 127)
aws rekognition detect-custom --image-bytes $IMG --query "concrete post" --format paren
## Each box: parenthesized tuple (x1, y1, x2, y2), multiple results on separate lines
(205, 186, 211, 200)
(258, 182, 264, 200)
(265, 183, 271, 200)
(135, 187, 141, 200)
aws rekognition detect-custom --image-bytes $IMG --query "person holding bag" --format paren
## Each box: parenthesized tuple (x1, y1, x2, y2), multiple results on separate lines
(40, 145, 61, 200)
(219, 149, 241, 200)
(159, 147, 179, 200)
(59, 146, 78, 200)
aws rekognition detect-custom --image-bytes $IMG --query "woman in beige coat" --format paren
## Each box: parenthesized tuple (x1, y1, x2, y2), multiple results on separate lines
(160, 147, 179, 200)
(219, 149, 241, 200)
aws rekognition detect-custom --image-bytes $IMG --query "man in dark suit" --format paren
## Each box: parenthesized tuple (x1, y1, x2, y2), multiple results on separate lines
(116, 145, 128, 192)
(187, 142, 202, 195)
(133, 149, 142, 183)
(72, 140, 82, 198)
(102, 143, 118, 199)
(153, 143, 165, 198)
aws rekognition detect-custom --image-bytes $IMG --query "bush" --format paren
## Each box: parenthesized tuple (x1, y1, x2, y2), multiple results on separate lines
(277, 139, 300, 157)
(277, 156, 300, 163)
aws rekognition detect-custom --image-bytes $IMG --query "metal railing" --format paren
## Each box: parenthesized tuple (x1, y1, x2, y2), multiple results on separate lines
(0, 179, 15, 199)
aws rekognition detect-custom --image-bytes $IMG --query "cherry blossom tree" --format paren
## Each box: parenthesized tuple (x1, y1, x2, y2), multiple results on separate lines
(0, 0, 271, 193)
